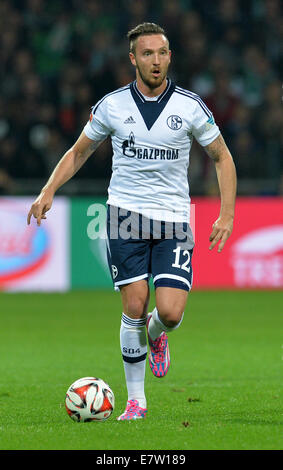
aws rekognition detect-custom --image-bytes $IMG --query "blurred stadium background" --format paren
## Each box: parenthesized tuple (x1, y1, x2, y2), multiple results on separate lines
(0, 0, 282, 292)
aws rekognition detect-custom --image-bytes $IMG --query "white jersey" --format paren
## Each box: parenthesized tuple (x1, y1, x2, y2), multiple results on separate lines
(84, 79, 220, 222)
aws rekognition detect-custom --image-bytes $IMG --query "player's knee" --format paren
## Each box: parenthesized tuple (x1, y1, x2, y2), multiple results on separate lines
(121, 280, 149, 319)
(125, 296, 147, 319)
(158, 307, 183, 328)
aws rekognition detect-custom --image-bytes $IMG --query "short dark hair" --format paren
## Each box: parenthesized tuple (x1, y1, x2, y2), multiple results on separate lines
(127, 22, 168, 54)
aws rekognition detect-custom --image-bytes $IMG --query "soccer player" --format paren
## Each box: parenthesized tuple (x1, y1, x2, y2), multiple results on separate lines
(27, 23, 236, 421)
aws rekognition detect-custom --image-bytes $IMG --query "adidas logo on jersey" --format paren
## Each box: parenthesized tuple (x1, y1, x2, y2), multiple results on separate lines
(124, 116, 136, 124)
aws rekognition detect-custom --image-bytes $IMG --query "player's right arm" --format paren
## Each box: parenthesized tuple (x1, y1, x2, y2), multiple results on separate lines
(27, 131, 99, 226)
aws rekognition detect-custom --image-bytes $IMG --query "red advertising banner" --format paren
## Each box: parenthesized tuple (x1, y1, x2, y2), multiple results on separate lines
(192, 197, 283, 289)
(0, 197, 70, 291)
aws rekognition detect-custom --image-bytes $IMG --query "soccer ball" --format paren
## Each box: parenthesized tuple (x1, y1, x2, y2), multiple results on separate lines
(65, 377, 115, 422)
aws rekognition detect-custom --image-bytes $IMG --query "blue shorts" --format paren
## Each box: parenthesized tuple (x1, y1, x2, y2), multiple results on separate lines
(106, 205, 194, 292)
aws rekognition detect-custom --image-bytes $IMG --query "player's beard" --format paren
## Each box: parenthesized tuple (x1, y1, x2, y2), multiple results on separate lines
(136, 62, 168, 90)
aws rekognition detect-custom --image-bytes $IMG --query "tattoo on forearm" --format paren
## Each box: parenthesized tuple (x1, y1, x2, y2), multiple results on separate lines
(205, 134, 228, 162)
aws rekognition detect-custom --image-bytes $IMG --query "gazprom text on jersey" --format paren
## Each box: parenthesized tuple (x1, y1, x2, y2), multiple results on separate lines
(135, 147, 179, 160)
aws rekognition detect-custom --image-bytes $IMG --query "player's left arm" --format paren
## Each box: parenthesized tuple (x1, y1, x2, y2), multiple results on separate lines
(204, 134, 237, 253)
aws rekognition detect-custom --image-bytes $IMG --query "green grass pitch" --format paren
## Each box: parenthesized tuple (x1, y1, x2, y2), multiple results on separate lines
(0, 290, 282, 450)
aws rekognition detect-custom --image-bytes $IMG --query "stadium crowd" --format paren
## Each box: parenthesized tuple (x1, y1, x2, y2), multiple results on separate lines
(0, 0, 282, 195)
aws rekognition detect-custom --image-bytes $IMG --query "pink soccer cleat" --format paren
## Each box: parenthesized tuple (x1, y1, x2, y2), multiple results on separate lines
(117, 400, 147, 421)
(146, 314, 170, 378)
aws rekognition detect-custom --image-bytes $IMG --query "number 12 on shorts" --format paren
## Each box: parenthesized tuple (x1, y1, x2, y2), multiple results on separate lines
(172, 246, 191, 273)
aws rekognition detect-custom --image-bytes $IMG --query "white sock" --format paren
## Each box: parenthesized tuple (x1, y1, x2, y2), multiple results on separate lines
(120, 313, 147, 409)
(147, 307, 184, 341)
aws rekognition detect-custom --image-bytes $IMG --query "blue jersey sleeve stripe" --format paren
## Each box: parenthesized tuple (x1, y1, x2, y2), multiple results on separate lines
(175, 90, 211, 118)
(175, 87, 212, 117)
(175, 87, 212, 115)
(92, 85, 131, 115)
